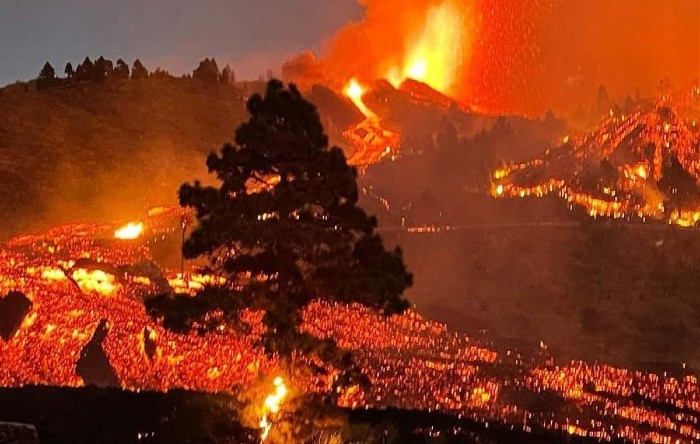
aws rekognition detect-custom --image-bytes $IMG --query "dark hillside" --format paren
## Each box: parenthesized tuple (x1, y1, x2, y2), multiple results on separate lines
(390, 222, 700, 370)
(0, 78, 252, 237)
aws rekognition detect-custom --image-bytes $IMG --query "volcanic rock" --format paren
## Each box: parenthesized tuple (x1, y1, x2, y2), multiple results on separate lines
(0, 422, 39, 444)
(143, 326, 157, 361)
(399, 78, 459, 109)
(76, 319, 119, 388)
(308, 84, 364, 130)
(0, 291, 32, 340)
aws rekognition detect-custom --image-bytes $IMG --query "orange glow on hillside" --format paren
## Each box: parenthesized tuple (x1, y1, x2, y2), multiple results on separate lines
(0, 210, 699, 443)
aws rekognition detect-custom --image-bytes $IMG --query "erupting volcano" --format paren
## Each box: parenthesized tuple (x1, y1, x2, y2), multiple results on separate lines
(2, 1, 700, 442)
(341, 79, 401, 166)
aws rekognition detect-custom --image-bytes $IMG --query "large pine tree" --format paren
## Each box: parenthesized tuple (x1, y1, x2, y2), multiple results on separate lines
(149, 80, 412, 360)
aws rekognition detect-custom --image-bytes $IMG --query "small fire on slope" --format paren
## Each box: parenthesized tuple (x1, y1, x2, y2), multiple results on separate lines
(114, 222, 144, 240)
(259, 376, 288, 442)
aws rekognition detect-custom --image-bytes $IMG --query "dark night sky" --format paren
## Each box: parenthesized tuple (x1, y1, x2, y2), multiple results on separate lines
(0, 0, 362, 86)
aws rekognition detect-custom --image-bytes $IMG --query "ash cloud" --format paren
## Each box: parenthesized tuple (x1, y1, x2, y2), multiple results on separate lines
(280, 51, 327, 91)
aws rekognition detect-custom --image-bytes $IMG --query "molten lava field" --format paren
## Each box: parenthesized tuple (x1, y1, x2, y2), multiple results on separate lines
(0, 207, 699, 444)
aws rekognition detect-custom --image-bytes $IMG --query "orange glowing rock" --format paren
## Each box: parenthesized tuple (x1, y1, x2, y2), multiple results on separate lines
(71, 268, 118, 296)
(41, 267, 66, 281)
(635, 164, 648, 180)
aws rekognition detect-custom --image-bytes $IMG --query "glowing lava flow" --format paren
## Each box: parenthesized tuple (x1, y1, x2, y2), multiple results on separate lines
(114, 222, 144, 240)
(1, 210, 700, 443)
(491, 90, 700, 226)
(344, 79, 376, 119)
(386, 0, 469, 95)
(259, 376, 288, 442)
(342, 79, 400, 167)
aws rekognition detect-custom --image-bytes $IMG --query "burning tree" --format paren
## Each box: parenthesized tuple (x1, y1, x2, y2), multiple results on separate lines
(148, 79, 412, 376)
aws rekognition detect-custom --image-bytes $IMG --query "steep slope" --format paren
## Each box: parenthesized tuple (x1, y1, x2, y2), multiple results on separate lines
(0, 78, 254, 237)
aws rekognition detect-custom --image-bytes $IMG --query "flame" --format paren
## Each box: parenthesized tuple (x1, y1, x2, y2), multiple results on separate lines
(259, 376, 288, 442)
(344, 79, 376, 119)
(385, 0, 469, 94)
(114, 222, 144, 240)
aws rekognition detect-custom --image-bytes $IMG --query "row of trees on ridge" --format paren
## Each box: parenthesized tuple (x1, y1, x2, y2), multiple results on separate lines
(37, 57, 235, 90)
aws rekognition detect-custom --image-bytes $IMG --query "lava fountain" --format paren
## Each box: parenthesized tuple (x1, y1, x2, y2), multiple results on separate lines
(385, 0, 471, 95)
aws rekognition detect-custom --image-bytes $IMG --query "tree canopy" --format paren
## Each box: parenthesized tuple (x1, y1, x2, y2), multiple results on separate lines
(114, 59, 130, 79)
(64, 62, 74, 79)
(193, 57, 220, 85)
(220, 64, 235, 85)
(131, 59, 149, 80)
(37, 62, 58, 90)
(148, 80, 412, 361)
(38, 62, 55, 80)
